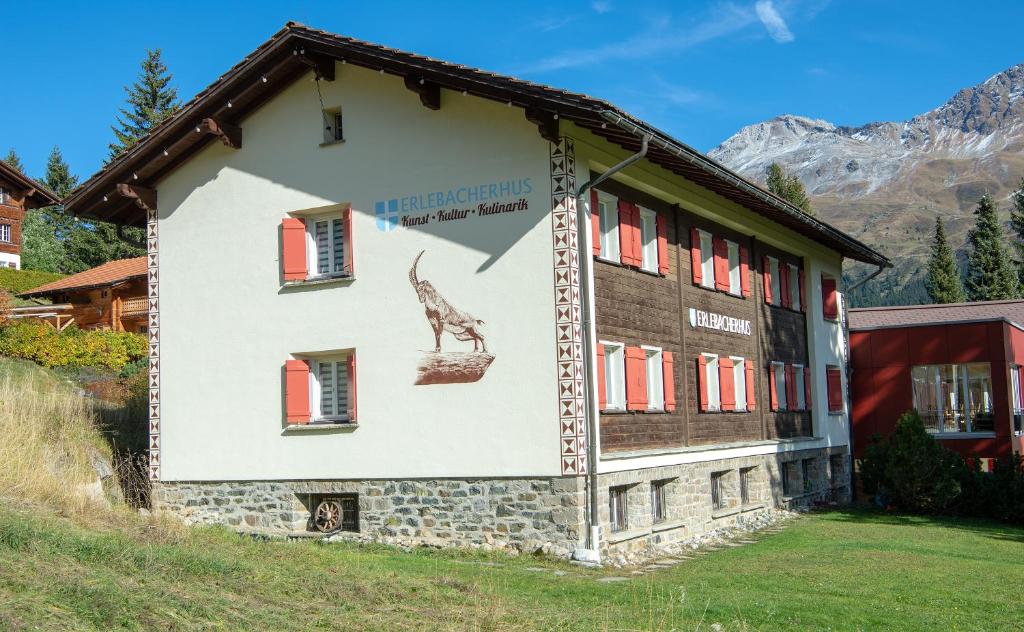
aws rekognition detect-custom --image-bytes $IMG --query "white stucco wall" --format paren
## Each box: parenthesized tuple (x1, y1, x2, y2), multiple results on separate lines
(0, 252, 19, 269)
(155, 63, 562, 481)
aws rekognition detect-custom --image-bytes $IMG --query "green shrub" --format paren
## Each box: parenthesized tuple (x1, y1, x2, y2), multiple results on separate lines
(957, 455, 1024, 524)
(861, 410, 964, 513)
(0, 268, 65, 295)
(0, 322, 146, 370)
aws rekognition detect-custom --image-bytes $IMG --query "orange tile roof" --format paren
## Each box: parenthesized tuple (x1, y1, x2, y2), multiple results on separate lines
(848, 299, 1024, 330)
(19, 257, 147, 297)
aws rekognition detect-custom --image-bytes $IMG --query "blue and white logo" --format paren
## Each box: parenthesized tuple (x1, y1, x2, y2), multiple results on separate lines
(375, 199, 400, 232)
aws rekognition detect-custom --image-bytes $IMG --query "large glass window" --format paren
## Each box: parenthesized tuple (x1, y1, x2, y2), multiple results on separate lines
(911, 363, 993, 433)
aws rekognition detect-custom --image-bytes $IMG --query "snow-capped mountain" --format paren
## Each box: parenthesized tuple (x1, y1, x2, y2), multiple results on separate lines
(709, 63, 1024, 304)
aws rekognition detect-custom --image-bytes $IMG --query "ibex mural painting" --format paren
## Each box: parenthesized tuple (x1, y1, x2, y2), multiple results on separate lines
(409, 250, 494, 385)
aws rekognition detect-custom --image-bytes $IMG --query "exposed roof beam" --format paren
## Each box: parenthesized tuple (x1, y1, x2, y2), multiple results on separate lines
(524, 108, 559, 144)
(196, 118, 242, 149)
(116, 183, 157, 212)
(294, 48, 335, 80)
(403, 76, 441, 110)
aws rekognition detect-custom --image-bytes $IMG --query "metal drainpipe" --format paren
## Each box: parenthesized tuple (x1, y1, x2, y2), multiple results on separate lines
(841, 262, 887, 496)
(574, 134, 650, 559)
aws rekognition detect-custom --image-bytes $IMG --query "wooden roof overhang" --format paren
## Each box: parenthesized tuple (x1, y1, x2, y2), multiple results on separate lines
(0, 161, 59, 208)
(63, 22, 889, 267)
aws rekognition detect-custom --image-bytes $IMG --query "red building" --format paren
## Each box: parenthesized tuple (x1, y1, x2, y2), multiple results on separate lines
(849, 300, 1024, 463)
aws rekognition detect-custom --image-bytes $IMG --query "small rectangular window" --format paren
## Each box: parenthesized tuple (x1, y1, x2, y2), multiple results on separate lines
(740, 467, 754, 505)
(651, 480, 668, 523)
(639, 208, 658, 273)
(794, 364, 806, 410)
(732, 357, 747, 412)
(789, 264, 801, 311)
(802, 458, 814, 493)
(0, 188, 8, 205)
(310, 355, 353, 423)
(699, 231, 715, 289)
(781, 462, 793, 496)
(609, 486, 628, 532)
(598, 194, 620, 262)
(0, 223, 9, 243)
(769, 257, 781, 305)
(703, 353, 721, 412)
(644, 347, 664, 411)
(773, 362, 788, 411)
(307, 214, 347, 277)
(603, 342, 626, 411)
(727, 241, 741, 295)
(711, 471, 726, 510)
(322, 108, 343, 143)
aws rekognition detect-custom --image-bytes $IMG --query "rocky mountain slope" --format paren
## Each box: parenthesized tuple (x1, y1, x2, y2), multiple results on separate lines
(709, 64, 1024, 305)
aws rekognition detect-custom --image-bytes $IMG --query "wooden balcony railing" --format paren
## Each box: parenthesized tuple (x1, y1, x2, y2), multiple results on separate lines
(120, 296, 149, 316)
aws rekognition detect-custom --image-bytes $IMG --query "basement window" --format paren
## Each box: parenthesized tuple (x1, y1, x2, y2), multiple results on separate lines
(609, 486, 628, 532)
(710, 471, 727, 511)
(322, 107, 344, 144)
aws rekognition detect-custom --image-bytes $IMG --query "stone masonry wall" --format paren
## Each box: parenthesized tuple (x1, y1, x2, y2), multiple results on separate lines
(153, 476, 588, 556)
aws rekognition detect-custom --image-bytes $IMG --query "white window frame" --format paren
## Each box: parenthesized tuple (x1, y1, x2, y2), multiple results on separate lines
(794, 364, 806, 410)
(643, 345, 664, 411)
(731, 356, 747, 412)
(308, 354, 352, 423)
(703, 353, 721, 412)
(639, 207, 658, 273)
(727, 240, 741, 295)
(768, 256, 781, 305)
(0, 223, 9, 243)
(602, 341, 626, 411)
(773, 361, 788, 411)
(789, 264, 801, 311)
(305, 212, 347, 279)
(597, 192, 619, 262)
(699, 230, 715, 289)
(1012, 365, 1023, 414)
(0, 187, 7, 205)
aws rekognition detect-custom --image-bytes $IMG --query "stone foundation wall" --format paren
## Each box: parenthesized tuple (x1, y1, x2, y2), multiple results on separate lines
(597, 446, 850, 556)
(153, 476, 588, 556)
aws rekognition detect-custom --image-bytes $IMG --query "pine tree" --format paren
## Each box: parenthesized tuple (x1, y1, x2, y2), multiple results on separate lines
(109, 49, 180, 158)
(21, 147, 77, 272)
(3, 149, 24, 173)
(925, 217, 965, 303)
(765, 163, 813, 214)
(965, 195, 1019, 301)
(1009, 177, 1024, 287)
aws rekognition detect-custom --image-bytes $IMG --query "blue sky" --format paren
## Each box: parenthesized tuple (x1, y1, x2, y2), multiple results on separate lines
(4, 1, 1024, 181)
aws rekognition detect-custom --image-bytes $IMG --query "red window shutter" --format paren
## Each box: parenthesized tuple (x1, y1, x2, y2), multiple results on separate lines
(690, 228, 703, 285)
(798, 269, 806, 313)
(804, 367, 812, 410)
(347, 353, 358, 422)
(713, 237, 729, 291)
(344, 209, 355, 276)
(822, 277, 838, 320)
(618, 200, 640, 266)
(762, 256, 773, 304)
(284, 359, 310, 424)
(739, 245, 751, 297)
(631, 204, 644, 266)
(780, 264, 791, 309)
(696, 356, 709, 412)
(281, 217, 307, 281)
(785, 365, 797, 409)
(745, 362, 756, 411)
(719, 358, 736, 411)
(656, 213, 669, 275)
(768, 365, 778, 411)
(827, 367, 843, 412)
(591, 189, 601, 256)
(625, 346, 648, 411)
(596, 343, 607, 410)
(663, 352, 676, 412)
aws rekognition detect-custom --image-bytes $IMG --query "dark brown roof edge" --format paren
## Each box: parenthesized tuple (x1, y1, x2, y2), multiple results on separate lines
(0, 161, 59, 208)
(849, 316, 1024, 333)
(849, 298, 1024, 313)
(62, 22, 889, 267)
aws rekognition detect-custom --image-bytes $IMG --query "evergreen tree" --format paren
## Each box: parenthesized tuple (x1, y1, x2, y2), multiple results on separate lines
(109, 49, 180, 158)
(1009, 177, 1024, 287)
(965, 195, 1019, 301)
(21, 147, 77, 272)
(765, 163, 813, 214)
(3, 149, 24, 173)
(925, 217, 965, 303)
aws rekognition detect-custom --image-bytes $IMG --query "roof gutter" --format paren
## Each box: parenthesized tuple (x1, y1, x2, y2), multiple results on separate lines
(598, 110, 890, 268)
(572, 133, 651, 564)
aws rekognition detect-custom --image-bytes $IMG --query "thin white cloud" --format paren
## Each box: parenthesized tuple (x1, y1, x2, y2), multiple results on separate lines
(651, 76, 706, 105)
(755, 1, 794, 43)
(531, 15, 575, 32)
(591, 1, 612, 14)
(517, 5, 756, 74)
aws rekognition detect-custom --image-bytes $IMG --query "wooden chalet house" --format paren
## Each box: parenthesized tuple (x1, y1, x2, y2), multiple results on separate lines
(0, 160, 59, 269)
(61, 23, 888, 561)
(18, 257, 149, 332)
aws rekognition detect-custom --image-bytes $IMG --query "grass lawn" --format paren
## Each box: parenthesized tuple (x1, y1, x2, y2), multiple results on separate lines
(0, 504, 1020, 631)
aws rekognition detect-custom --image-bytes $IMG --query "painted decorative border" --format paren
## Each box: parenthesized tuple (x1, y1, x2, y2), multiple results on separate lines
(550, 137, 587, 475)
(146, 207, 161, 481)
